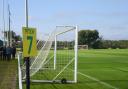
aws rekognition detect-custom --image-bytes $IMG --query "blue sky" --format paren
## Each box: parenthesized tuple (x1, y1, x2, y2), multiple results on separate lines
(0, 0, 128, 40)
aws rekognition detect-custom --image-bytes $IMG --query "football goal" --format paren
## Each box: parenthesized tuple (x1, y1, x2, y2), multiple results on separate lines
(18, 26, 78, 86)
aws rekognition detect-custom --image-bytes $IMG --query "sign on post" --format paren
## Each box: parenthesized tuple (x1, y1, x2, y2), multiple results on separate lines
(22, 27, 37, 57)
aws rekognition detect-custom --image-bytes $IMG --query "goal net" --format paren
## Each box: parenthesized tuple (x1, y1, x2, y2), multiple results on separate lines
(20, 26, 78, 83)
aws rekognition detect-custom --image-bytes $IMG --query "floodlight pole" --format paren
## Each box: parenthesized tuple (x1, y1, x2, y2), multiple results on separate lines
(8, 4, 11, 47)
(25, 0, 30, 89)
(3, 0, 5, 46)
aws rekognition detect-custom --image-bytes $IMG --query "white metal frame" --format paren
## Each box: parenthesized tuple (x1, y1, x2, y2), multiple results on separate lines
(53, 26, 78, 83)
(74, 26, 78, 83)
(20, 26, 78, 84)
(54, 35, 57, 70)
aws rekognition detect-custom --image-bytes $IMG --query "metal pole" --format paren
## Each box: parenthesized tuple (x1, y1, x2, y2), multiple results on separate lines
(54, 35, 57, 70)
(3, 0, 5, 46)
(25, 0, 30, 89)
(26, 57, 30, 89)
(8, 8, 10, 46)
(8, 4, 11, 46)
(74, 26, 78, 83)
(25, 0, 28, 27)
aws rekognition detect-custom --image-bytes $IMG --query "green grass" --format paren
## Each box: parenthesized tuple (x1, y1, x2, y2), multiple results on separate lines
(0, 59, 17, 89)
(23, 49, 128, 89)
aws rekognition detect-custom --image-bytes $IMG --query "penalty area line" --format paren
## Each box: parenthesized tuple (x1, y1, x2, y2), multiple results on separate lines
(77, 71, 119, 89)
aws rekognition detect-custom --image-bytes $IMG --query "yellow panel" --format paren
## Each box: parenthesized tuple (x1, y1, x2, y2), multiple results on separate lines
(22, 27, 37, 57)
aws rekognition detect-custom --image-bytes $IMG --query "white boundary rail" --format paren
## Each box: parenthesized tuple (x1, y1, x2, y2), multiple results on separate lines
(18, 52, 23, 89)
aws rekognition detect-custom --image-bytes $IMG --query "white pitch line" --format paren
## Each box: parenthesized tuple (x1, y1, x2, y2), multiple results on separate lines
(78, 71, 119, 89)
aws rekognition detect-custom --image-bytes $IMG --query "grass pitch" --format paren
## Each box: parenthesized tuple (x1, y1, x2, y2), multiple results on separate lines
(23, 49, 128, 89)
(0, 60, 17, 89)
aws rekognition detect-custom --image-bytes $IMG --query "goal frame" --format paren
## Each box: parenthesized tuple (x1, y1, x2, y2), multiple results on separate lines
(18, 26, 78, 84)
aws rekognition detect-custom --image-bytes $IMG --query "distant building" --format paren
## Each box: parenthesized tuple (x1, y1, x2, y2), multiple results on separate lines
(78, 45, 88, 50)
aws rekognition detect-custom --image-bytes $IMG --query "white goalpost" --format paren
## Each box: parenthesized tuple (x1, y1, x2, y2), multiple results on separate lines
(18, 26, 78, 86)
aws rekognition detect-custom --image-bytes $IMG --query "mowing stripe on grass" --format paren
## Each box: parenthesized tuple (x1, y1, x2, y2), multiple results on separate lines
(77, 71, 119, 89)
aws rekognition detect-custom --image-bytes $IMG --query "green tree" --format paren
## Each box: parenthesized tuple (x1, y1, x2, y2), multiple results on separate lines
(78, 30, 100, 48)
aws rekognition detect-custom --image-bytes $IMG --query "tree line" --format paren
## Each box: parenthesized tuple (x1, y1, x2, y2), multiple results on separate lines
(99, 40, 128, 49)
(2, 30, 127, 49)
(78, 30, 128, 49)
